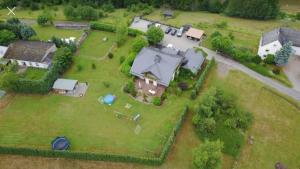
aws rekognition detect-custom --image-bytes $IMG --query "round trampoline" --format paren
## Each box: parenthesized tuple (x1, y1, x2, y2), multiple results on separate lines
(51, 136, 70, 151)
(103, 94, 116, 105)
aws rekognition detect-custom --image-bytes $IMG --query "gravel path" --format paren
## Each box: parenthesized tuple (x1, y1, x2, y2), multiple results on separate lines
(201, 47, 300, 102)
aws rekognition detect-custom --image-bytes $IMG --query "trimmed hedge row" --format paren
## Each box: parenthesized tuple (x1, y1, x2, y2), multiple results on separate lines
(90, 22, 145, 37)
(0, 106, 189, 165)
(191, 58, 215, 99)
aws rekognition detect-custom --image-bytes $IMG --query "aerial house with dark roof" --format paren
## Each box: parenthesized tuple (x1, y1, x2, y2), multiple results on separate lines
(130, 47, 205, 96)
(258, 27, 300, 59)
(4, 40, 57, 69)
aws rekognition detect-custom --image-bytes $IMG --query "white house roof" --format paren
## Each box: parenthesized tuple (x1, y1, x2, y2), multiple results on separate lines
(53, 79, 78, 91)
(0, 46, 8, 58)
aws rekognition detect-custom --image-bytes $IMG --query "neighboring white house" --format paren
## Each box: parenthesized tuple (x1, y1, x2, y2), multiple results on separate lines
(0, 46, 8, 58)
(258, 27, 300, 59)
(3, 40, 57, 69)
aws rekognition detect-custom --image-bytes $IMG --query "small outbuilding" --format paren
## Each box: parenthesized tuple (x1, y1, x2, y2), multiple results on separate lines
(53, 78, 78, 94)
(186, 28, 205, 41)
(163, 10, 173, 18)
(182, 49, 205, 74)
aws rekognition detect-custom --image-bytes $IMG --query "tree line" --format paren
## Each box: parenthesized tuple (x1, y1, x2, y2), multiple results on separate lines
(1, 0, 280, 20)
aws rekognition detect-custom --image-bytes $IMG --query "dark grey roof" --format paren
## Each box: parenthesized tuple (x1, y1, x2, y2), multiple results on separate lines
(261, 28, 300, 47)
(4, 40, 56, 62)
(130, 47, 183, 86)
(182, 49, 205, 74)
(53, 79, 78, 91)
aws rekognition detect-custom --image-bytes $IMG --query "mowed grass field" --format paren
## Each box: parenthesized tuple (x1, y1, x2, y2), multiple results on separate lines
(0, 30, 191, 157)
(1, 64, 299, 169)
(280, 0, 300, 13)
(145, 9, 300, 52)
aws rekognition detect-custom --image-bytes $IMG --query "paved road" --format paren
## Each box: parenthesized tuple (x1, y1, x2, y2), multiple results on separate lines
(201, 47, 300, 102)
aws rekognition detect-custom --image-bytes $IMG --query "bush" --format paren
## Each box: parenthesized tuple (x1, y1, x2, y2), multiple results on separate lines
(0, 29, 16, 45)
(91, 63, 96, 69)
(76, 65, 83, 72)
(121, 52, 137, 77)
(264, 54, 275, 64)
(146, 26, 164, 44)
(30, 3, 39, 10)
(178, 82, 189, 91)
(102, 3, 115, 13)
(108, 52, 114, 59)
(198, 118, 217, 136)
(215, 21, 228, 28)
(251, 55, 262, 64)
(64, 6, 99, 21)
(152, 97, 162, 106)
(191, 90, 197, 100)
(272, 67, 281, 75)
(90, 22, 116, 32)
(193, 140, 223, 169)
(102, 81, 111, 88)
(211, 35, 233, 54)
(123, 81, 136, 97)
(297, 12, 300, 20)
(116, 21, 128, 46)
(37, 12, 53, 26)
(132, 36, 148, 53)
(20, 25, 36, 40)
(6, 18, 20, 25)
(211, 31, 222, 38)
(119, 56, 125, 64)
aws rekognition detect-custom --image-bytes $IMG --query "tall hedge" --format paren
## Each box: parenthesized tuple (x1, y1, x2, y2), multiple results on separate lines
(0, 106, 189, 165)
(191, 58, 215, 100)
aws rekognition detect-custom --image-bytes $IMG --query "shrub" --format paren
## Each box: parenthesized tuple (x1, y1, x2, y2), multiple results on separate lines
(211, 35, 233, 54)
(178, 82, 189, 91)
(6, 18, 20, 25)
(264, 54, 275, 64)
(272, 67, 281, 75)
(191, 90, 197, 100)
(91, 63, 96, 69)
(108, 52, 114, 59)
(102, 3, 115, 13)
(251, 55, 262, 64)
(30, 3, 39, 10)
(102, 81, 111, 88)
(215, 21, 228, 29)
(297, 12, 300, 20)
(78, 6, 99, 21)
(123, 81, 136, 97)
(37, 12, 53, 26)
(119, 56, 125, 64)
(90, 22, 116, 32)
(0, 29, 16, 45)
(152, 97, 162, 106)
(211, 31, 222, 38)
(146, 26, 164, 44)
(116, 21, 128, 46)
(198, 118, 217, 136)
(20, 25, 36, 40)
(132, 36, 148, 53)
(193, 140, 223, 169)
(76, 65, 83, 72)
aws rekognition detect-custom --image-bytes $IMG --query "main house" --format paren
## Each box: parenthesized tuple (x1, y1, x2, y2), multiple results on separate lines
(258, 27, 300, 59)
(130, 47, 205, 88)
(4, 40, 57, 69)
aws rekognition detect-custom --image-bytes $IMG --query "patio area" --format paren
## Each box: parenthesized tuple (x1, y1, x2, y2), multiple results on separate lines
(135, 78, 166, 97)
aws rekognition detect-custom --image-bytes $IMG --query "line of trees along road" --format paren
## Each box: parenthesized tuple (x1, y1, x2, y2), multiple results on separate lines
(1, 0, 279, 20)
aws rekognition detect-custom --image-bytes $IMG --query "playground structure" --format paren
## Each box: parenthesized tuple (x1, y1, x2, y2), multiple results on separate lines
(51, 136, 70, 151)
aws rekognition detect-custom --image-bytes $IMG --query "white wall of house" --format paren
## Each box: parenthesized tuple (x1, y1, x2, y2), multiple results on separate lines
(292, 46, 300, 56)
(258, 39, 282, 59)
(14, 60, 50, 69)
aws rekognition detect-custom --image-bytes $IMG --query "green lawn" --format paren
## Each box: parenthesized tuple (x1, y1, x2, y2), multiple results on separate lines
(20, 68, 47, 80)
(145, 9, 300, 52)
(280, 0, 300, 13)
(32, 25, 83, 41)
(0, 30, 192, 157)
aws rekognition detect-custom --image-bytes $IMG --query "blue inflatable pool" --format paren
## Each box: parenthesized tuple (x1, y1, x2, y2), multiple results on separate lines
(51, 136, 70, 150)
(103, 94, 116, 105)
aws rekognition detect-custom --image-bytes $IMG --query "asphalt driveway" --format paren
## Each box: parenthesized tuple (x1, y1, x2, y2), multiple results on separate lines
(284, 55, 300, 91)
(130, 17, 199, 51)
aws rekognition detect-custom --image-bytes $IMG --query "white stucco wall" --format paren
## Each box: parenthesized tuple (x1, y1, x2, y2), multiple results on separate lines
(14, 60, 50, 69)
(292, 46, 300, 56)
(258, 39, 282, 59)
